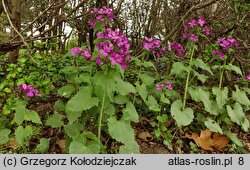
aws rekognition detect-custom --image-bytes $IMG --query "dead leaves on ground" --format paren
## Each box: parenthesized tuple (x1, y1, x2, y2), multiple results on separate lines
(185, 129, 230, 151)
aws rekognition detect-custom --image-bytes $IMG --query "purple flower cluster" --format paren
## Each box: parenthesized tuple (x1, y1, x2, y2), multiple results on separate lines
(169, 42, 185, 59)
(96, 28, 131, 69)
(70, 47, 93, 61)
(156, 80, 173, 91)
(18, 84, 41, 97)
(212, 37, 238, 59)
(143, 37, 166, 58)
(89, 6, 115, 28)
(183, 18, 211, 42)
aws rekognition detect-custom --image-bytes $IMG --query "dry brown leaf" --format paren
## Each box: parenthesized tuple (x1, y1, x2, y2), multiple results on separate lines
(56, 140, 66, 152)
(185, 129, 230, 151)
(212, 133, 230, 151)
(138, 131, 153, 142)
(8, 137, 18, 150)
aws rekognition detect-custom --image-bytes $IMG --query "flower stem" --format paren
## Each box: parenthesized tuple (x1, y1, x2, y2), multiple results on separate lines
(98, 93, 106, 141)
(182, 45, 195, 111)
(219, 57, 227, 89)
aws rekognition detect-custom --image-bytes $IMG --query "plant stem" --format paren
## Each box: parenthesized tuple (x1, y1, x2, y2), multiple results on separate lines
(98, 93, 106, 141)
(182, 46, 195, 111)
(133, 67, 142, 104)
(219, 57, 227, 89)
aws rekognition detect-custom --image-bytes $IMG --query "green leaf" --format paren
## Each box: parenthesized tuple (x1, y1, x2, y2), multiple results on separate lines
(225, 64, 242, 75)
(193, 71, 208, 83)
(170, 100, 194, 126)
(122, 102, 139, 122)
(145, 95, 161, 112)
(54, 99, 65, 112)
(232, 86, 250, 106)
(119, 141, 140, 154)
(113, 95, 129, 104)
(224, 131, 243, 147)
(76, 73, 91, 84)
(226, 103, 249, 132)
(58, 85, 76, 98)
(64, 123, 82, 138)
(24, 110, 42, 124)
(212, 87, 228, 109)
(160, 93, 170, 104)
(170, 62, 189, 76)
(13, 100, 26, 125)
(115, 78, 136, 95)
(142, 61, 156, 69)
(0, 129, 11, 144)
(94, 21, 104, 34)
(204, 118, 223, 134)
(191, 59, 213, 75)
(45, 114, 64, 128)
(139, 74, 155, 86)
(66, 87, 99, 123)
(108, 116, 139, 153)
(188, 87, 221, 115)
(136, 82, 148, 101)
(15, 125, 33, 145)
(69, 141, 93, 154)
(35, 138, 49, 153)
(104, 102, 115, 116)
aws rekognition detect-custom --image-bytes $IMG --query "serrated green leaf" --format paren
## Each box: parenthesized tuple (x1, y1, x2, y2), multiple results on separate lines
(24, 110, 42, 124)
(113, 95, 129, 104)
(119, 141, 140, 154)
(160, 93, 170, 104)
(188, 87, 221, 115)
(204, 118, 223, 134)
(69, 141, 93, 154)
(122, 102, 139, 122)
(45, 114, 64, 128)
(139, 74, 155, 86)
(193, 71, 208, 83)
(108, 116, 139, 153)
(170, 62, 189, 76)
(225, 64, 242, 75)
(15, 125, 33, 145)
(94, 21, 104, 34)
(104, 102, 115, 116)
(232, 86, 250, 106)
(145, 95, 161, 112)
(58, 85, 76, 98)
(191, 59, 213, 75)
(224, 131, 243, 147)
(226, 103, 249, 132)
(64, 123, 82, 138)
(136, 82, 148, 101)
(170, 100, 194, 126)
(54, 100, 65, 112)
(35, 138, 49, 153)
(76, 73, 91, 84)
(14, 100, 26, 125)
(66, 87, 99, 123)
(0, 129, 11, 144)
(115, 78, 136, 95)
(212, 87, 228, 109)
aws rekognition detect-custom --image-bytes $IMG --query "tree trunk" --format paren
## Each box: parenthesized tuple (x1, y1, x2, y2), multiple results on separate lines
(9, 0, 22, 63)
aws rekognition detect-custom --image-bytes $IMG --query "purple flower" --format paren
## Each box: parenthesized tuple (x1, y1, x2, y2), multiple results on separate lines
(70, 47, 82, 56)
(197, 18, 206, 27)
(189, 34, 198, 42)
(166, 80, 173, 90)
(18, 84, 41, 97)
(95, 56, 102, 65)
(81, 48, 92, 60)
(246, 74, 250, 81)
(170, 42, 185, 59)
(89, 6, 115, 27)
(156, 83, 165, 91)
(188, 19, 197, 27)
(216, 37, 238, 51)
(204, 26, 211, 35)
(143, 36, 161, 51)
(212, 50, 225, 59)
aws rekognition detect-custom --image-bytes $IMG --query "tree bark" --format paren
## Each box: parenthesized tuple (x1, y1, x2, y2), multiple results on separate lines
(9, 0, 22, 63)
